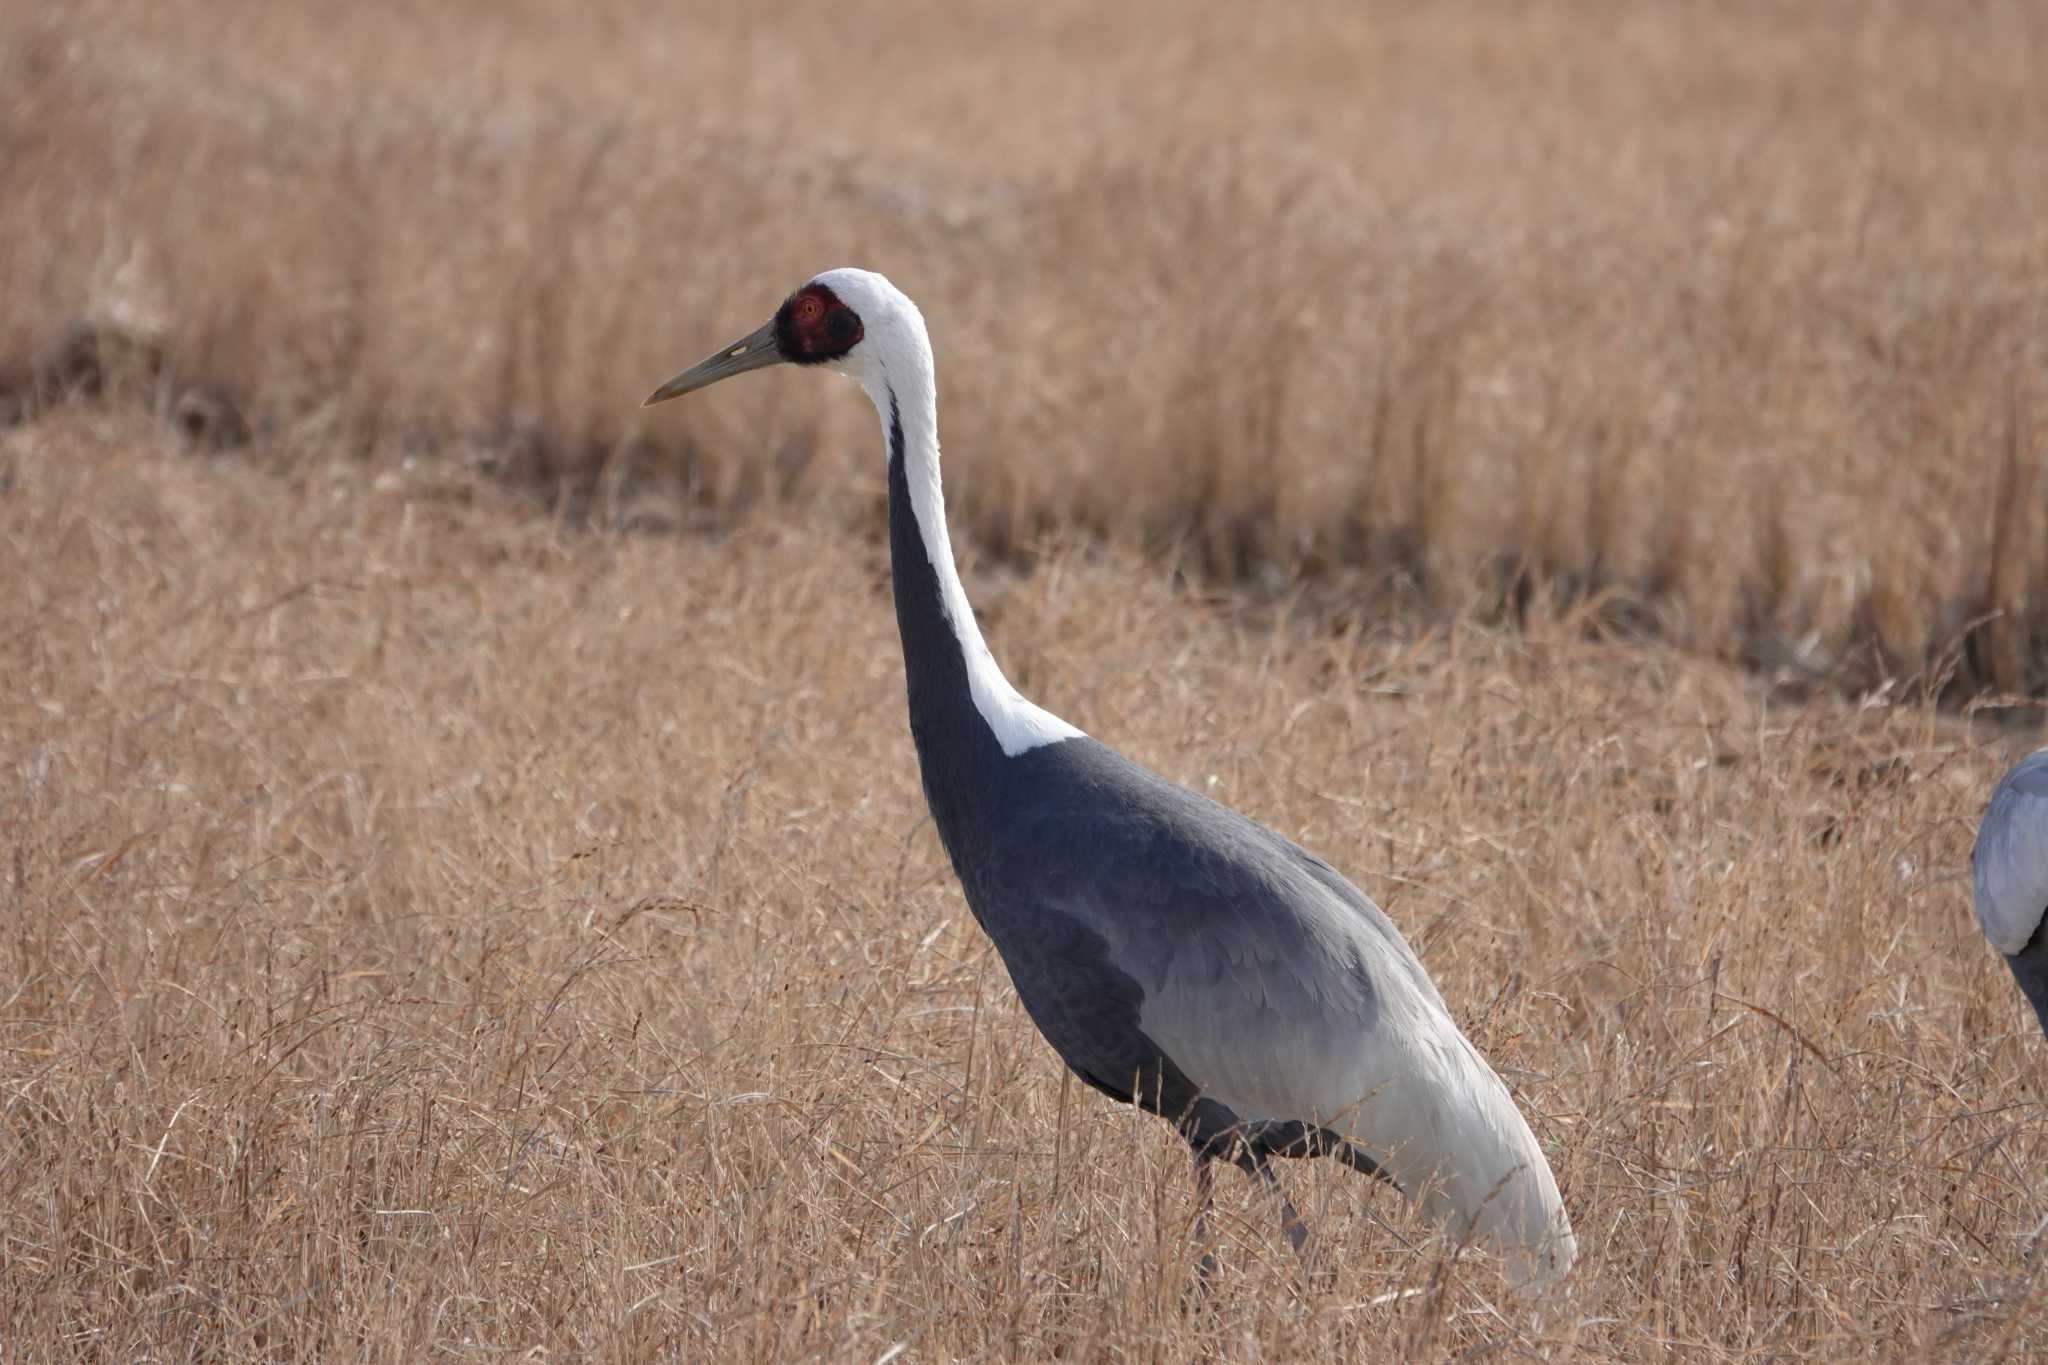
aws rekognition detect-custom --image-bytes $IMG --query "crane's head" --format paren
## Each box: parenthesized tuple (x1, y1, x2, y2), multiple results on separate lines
(642, 268, 926, 410)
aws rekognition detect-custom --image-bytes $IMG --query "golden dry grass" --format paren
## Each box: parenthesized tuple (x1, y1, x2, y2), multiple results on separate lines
(6, 1, 2048, 1360)
(3, 0, 2046, 695)
(4, 411, 2048, 1360)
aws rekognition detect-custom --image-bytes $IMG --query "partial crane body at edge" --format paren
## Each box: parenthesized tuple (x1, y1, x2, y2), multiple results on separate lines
(1974, 747, 2048, 1038)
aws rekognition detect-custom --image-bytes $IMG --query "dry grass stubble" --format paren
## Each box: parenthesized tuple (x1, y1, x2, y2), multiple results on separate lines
(5, 414, 2048, 1359)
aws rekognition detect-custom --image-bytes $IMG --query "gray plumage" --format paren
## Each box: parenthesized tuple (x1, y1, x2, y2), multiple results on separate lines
(1973, 747, 2048, 1036)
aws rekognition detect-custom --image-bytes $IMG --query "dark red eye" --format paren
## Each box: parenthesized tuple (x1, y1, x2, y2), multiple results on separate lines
(774, 282, 863, 364)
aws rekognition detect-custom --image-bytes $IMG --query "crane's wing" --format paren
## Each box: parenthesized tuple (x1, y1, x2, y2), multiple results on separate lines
(983, 785, 1441, 1129)
(1973, 748, 2048, 956)
(972, 739, 1573, 1286)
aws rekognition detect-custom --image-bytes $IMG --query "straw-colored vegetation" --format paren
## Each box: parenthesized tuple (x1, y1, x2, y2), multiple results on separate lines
(4, 1, 2048, 1359)
(5, 0, 2045, 695)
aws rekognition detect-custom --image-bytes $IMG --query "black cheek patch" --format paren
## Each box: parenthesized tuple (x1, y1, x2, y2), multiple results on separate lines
(774, 283, 865, 364)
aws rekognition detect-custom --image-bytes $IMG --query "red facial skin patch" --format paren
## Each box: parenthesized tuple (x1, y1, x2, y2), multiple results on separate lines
(776, 283, 864, 364)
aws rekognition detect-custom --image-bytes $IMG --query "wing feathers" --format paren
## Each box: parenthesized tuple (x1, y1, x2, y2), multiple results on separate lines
(978, 747, 1575, 1285)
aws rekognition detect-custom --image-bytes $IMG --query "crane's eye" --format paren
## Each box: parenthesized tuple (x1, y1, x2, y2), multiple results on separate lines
(776, 282, 863, 363)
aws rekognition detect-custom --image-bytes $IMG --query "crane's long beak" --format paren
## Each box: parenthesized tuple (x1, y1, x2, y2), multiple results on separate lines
(642, 319, 783, 406)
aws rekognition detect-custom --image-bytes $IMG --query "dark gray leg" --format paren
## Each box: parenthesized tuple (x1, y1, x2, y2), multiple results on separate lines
(1257, 1157, 1342, 1290)
(1190, 1151, 1221, 1288)
(1253, 1157, 1311, 1256)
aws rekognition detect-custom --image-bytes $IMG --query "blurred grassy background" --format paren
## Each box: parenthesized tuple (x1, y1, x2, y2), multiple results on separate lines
(4, 0, 2044, 700)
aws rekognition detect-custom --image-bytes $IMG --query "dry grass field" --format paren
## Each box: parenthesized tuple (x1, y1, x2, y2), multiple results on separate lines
(5, 0, 2047, 694)
(5, 0, 2048, 1360)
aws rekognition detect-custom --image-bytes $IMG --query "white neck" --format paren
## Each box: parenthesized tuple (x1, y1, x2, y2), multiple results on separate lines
(857, 339, 1085, 759)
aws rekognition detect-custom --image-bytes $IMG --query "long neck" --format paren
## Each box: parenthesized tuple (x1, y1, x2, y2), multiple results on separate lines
(872, 366, 1081, 866)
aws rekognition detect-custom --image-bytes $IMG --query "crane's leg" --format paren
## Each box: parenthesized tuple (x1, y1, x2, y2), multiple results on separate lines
(1189, 1151, 1221, 1291)
(1251, 1157, 1312, 1256)
(1252, 1156, 1344, 1291)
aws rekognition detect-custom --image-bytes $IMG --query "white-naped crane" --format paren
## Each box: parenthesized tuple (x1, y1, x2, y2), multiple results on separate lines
(643, 269, 1577, 1289)
(1974, 747, 2048, 1037)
